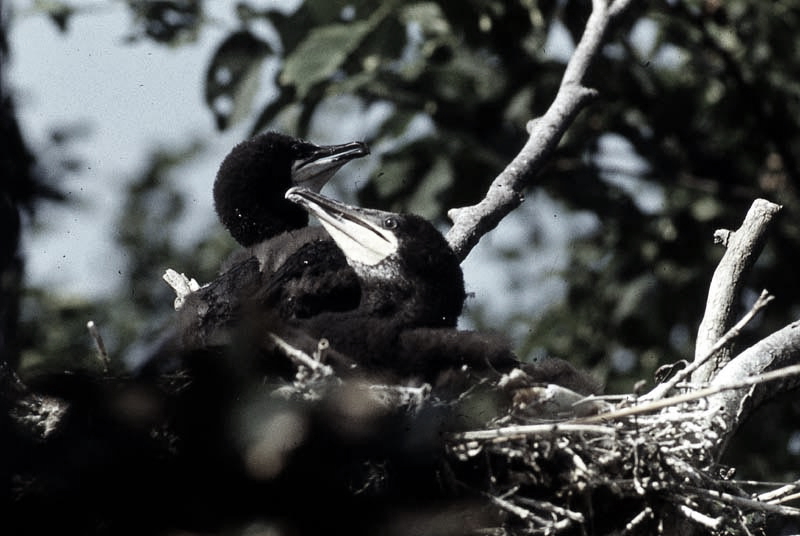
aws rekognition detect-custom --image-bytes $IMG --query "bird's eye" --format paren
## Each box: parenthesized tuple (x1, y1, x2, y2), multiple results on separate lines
(383, 217, 398, 229)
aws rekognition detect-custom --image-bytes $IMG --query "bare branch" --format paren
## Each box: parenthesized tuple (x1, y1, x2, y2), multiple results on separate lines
(86, 320, 110, 373)
(267, 332, 334, 376)
(452, 422, 617, 442)
(675, 503, 722, 530)
(646, 290, 774, 400)
(445, 0, 636, 260)
(577, 361, 800, 425)
(162, 268, 202, 310)
(687, 486, 800, 517)
(693, 199, 782, 383)
(757, 480, 800, 502)
(705, 320, 800, 457)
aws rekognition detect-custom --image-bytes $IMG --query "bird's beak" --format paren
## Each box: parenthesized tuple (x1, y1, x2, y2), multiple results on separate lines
(285, 187, 398, 266)
(291, 141, 369, 191)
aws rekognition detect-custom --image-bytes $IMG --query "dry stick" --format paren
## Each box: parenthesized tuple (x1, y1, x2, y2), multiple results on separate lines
(686, 486, 800, 517)
(445, 0, 637, 261)
(675, 503, 722, 531)
(693, 199, 782, 384)
(574, 363, 800, 425)
(771, 492, 800, 506)
(622, 507, 653, 534)
(268, 333, 333, 376)
(86, 320, 110, 373)
(483, 492, 544, 524)
(645, 290, 774, 401)
(452, 423, 616, 442)
(757, 480, 800, 502)
(515, 496, 585, 523)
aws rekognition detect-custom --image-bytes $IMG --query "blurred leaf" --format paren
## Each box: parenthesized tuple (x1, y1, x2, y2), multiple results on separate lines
(280, 20, 373, 98)
(250, 89, 297, 136)
(125, 0, 203, 44)
(204, 30, 272, 130)
(406, 155, 453, 218)
(32, 0, 75, 33)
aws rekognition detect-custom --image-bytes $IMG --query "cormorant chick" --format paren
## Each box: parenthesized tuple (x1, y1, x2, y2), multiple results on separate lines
(176, 133, 369, 351)
(214, 131, 369, 247)
(282, 188, 598, 395)
(283, 187, 465, 327)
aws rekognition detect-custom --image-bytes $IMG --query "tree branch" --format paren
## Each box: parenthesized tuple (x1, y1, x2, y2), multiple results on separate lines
(445, 0, 636, 260)
(645, 290, 774, 401)
(692, 199, 782, 383)
(705, 320, 800, 458)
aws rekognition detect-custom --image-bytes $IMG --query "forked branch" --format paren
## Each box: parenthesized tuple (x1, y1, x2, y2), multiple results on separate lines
(445, 0, 637, 261)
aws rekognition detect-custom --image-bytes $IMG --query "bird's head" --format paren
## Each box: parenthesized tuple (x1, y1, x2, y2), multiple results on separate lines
(214, 131, 369, 246)
(285, 187, 465, 326)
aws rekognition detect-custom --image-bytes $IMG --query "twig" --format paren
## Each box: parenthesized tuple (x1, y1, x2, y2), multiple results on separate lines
(728, 479, 799, 488)
(451, 423, 617, 442)
(676, 504, 722, 530)
(483, 492, 544, 524)
(576, 363, 800, 424)
(757, 480, 800, 502)
(770, 492, 800, 505)
(162, 268, 201, 310)
(268, 333, 334, 376)
(515, 497, 585, 523)
(445, 0, 638, 260)
(646, 290, 774, 400)
(86, 320, 110, 373)
(622, 507, 653, 534)
(693, 199, 782, 384)
(687, 486, 800, 517)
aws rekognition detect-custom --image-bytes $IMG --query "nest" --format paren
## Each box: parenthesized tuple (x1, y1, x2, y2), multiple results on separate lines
(450, 396, 746, 534)
(269, 352, 800, 536)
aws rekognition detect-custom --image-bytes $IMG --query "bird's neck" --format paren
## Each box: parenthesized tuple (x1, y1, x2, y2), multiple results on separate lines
(231, 202, 308, 246)
(357, 277, 455, 327)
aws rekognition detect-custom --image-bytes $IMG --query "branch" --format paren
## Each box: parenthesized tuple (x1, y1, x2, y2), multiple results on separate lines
(645, 290, 774, 401)
(445, 0, 637, 260)
(267, 333, 334, 377)
(86, 320, 111, 373)
(692, 199, 782, 384)
(705, 320, 800, 458)
(163, 268, 201, 310)
(576, 361, 800, 425)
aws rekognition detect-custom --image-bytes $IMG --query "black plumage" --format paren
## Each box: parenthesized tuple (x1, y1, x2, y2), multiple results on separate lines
(176, 133, 369, 351)
(214, 131, 369, 247)
(282, 187, 465, 327)
(280, 188, 599, 395)
(212, 131, 368, 300)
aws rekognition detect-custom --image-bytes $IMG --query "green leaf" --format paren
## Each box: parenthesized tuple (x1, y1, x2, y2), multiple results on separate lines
(280, 20, 373, 98)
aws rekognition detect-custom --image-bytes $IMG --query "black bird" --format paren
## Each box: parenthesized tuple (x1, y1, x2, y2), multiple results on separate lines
(280, 188, 598, 395)
(176, 133, 369, 350)
(214, 131, 369, 248)
(282, 187, 465, 328)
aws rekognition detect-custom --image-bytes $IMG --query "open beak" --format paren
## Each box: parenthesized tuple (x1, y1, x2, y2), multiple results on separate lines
(285, 187, 398, 266)
(290, 141, 369, 191)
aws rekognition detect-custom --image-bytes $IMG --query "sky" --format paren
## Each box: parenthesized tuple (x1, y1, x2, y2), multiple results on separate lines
(8, 1, 246, 297)
(6, 0, 652, 345)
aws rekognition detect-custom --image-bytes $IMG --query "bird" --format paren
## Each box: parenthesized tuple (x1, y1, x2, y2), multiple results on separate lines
(277, 188, 599, 395)
(213, 130, 369, 249)
(281, 187, 465, 328)
(176, 133, 370, 351)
